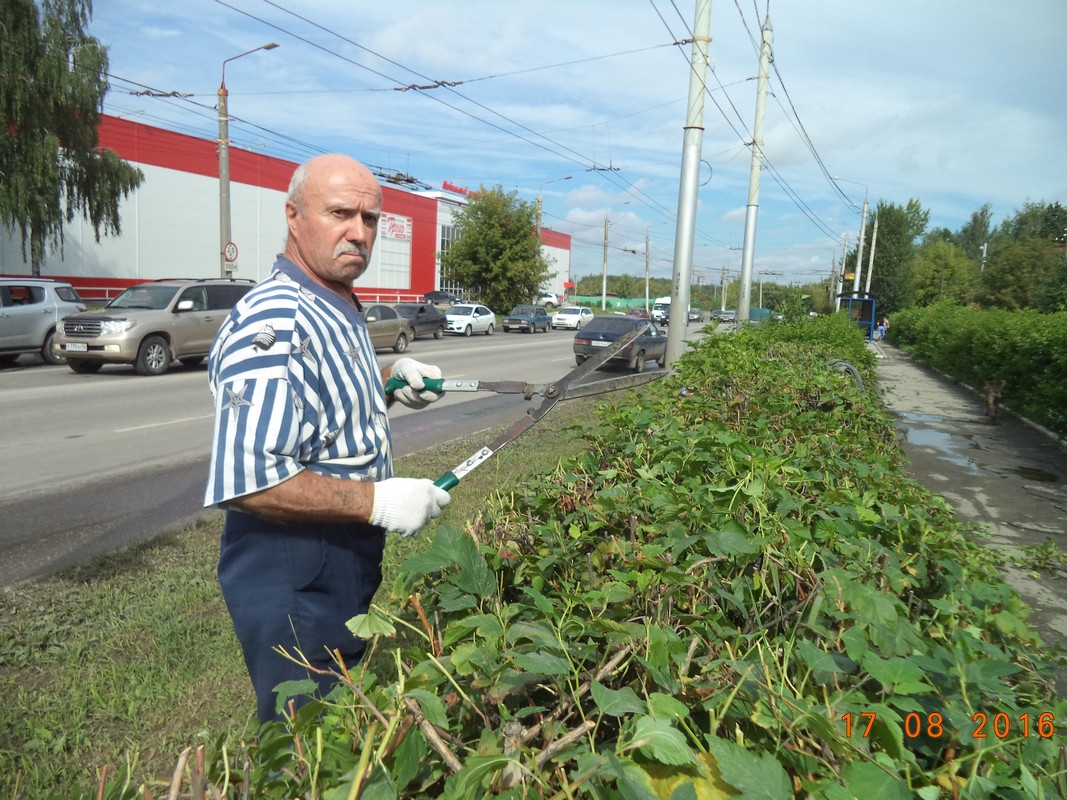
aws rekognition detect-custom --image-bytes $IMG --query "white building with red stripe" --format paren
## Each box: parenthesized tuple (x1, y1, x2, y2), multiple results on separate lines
(0, 116, 571, 304)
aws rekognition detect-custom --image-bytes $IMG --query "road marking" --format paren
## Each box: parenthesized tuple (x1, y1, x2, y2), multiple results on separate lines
(114, 414, 214, 433)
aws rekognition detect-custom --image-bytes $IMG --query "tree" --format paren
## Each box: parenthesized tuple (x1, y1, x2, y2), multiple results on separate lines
(1, 0, 143, 275)
(912, 240, 979, 306)
(438, 185, 550, 311)
(865, 199, 929, 313)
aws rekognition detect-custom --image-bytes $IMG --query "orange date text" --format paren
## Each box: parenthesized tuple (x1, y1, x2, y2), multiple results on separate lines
(841, 711, 1056, 740)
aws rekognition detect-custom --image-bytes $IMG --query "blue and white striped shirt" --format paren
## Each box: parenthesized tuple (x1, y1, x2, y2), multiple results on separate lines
(204, 256, 392, 507)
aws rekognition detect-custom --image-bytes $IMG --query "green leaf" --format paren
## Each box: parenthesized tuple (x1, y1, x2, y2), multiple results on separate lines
(346, 608, 397, 638)
(512, 650, 571, 676)
(861, 654, 935, 695)
(841, 761, 912, 800)
(648, 692, 690, 723)
(628, 716, 697, 767)
(706, 736, 791, 800)
(591, 681, 646, 717)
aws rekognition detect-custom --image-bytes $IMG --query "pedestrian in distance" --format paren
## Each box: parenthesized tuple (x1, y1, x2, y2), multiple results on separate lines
(877, 316, 889, 340)
(204, 153, 451, 724)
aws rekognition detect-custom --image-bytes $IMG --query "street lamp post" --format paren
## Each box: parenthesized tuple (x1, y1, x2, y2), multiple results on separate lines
(218, 43, 279, 278)
(535, 175, 571, 236)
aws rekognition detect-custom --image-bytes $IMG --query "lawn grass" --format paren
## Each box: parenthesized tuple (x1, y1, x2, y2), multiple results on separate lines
(0, 395, 605, 797)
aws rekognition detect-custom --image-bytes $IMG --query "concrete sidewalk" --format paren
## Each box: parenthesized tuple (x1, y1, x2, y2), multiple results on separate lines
(873, 340, 1067, 692)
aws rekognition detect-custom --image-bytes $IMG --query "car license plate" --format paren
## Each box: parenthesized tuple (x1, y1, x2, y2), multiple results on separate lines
(591, 340, 611, 347)
(64, 342, 88, 352)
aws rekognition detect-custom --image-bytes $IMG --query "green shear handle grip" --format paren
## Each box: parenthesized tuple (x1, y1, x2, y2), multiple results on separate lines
(384, 376, 446, 396)
(434, 471, 460, 490)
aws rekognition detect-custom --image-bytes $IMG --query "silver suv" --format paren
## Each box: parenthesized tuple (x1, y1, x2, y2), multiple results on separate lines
(0, 278, 87, 365)
(55, 278, 254, 375)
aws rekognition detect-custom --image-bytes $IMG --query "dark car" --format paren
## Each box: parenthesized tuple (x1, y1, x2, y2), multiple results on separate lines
(423, 290, 464, 306)
(573, 315, 666, 373)
(687, 308, 704, 323)
(502, 305, 551, 333)
(363, 304, 413, 353)
(391, 302, 446, 339)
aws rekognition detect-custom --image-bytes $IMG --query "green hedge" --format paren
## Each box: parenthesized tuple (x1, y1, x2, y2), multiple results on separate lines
(889, 303, 1067, 437)
(85, 314, 1066, 798)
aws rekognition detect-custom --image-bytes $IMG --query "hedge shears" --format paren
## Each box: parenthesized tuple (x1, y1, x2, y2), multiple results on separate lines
(385, 327, 667, 489)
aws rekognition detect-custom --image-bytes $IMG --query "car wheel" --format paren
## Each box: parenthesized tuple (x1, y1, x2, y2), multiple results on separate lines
(135, 335, 171, 376)
(179, 355, 204, 367)
(632, 350, 646, 374)
(434, 325, 444, 339)
(574, 321, 582, 331)
(463, 324, 472, 337)
(575, 355, 587, 366)
(486, 323, 494, 336)
(393, 332, 408, 354)
(41, 329, 67, 365)
(68, 358, 103, 374)
(503, 327, 509, 333)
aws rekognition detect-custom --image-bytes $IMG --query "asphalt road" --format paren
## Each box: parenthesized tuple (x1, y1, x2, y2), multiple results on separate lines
(0, 328, 595, 588)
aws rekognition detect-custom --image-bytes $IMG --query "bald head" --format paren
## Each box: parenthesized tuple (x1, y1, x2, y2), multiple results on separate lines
(284, 154, 383, 288)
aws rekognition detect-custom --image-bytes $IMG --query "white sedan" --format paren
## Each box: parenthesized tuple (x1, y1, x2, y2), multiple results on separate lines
(551, 306, 596, 330)
(445, 304, 496, 336)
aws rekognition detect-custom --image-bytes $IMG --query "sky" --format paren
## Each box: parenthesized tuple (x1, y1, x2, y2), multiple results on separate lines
(85, 0, 1067, 288)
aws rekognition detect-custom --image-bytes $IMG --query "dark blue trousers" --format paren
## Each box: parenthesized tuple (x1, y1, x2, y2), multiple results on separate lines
(218, 509, 386, 723)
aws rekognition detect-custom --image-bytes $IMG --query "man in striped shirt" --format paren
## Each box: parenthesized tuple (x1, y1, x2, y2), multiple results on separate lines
(205, 154, 450, 723)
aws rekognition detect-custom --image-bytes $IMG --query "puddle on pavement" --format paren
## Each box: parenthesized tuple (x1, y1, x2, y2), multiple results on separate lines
(902, 426, 985, 474)
(898, 411, 946, 424)
(1011, 466, 1060, 482)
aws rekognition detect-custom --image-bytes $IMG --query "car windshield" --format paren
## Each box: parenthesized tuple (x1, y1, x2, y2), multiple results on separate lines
(509, 306, 538, 314)
(558, 308, 579, 315)
(450, 305, 476, 315)
(107, 285, 179, 310)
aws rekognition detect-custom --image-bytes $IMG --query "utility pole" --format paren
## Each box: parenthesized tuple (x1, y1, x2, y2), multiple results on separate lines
(601, 215, 609, 310)
(863, 215, 879, 295)
(644, 232, 651, 313)
(737, 13, 773, 324)
(835, 234, 849, 311)
(666, 0, 712, 365)
(720, 264, 729, 311)
(851, 197, 869, 295)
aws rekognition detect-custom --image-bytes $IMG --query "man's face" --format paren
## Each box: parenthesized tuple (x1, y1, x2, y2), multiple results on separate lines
(286, 159, 382, 286)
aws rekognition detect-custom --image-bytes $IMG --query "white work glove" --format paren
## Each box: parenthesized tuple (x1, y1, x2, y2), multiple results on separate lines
(390, 358, 443, 409)
(370, 477, 451, 537)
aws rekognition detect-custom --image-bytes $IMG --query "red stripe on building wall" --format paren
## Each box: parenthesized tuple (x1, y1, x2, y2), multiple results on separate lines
(98, 116, 296, 190)
(540, 228, 571, 249)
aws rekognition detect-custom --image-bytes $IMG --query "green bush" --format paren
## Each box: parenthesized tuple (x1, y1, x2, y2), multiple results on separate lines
(79, 315, 1066, 798)
(890, 303, 1067, 436)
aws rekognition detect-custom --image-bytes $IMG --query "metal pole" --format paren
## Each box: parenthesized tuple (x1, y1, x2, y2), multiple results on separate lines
(645, 233, 650, 313)
(863, 215, 879, 295)
(218, 43, 278, 278)
(737, 13, 773, 324)
(852, 197, 868, 295)
(218, 84, 232, 278)
(666, 0, 712, 365)
(601, 216, 608, 310)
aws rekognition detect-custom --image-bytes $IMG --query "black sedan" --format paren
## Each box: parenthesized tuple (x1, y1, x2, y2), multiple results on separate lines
(391, 302, 447, 339)
(573, 316, 667, 373)
(423, 290, 464, 306)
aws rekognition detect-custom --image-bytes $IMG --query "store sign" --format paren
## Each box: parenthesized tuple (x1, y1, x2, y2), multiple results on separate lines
(442, 180, 472, 196)
(381, 212, 412, 241)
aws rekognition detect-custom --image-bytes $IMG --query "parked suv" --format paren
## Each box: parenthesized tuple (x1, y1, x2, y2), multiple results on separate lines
(55, 278, 254, 375)
(0, 277, 87, 365)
